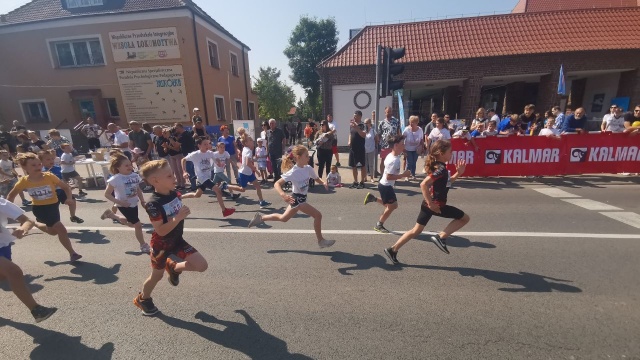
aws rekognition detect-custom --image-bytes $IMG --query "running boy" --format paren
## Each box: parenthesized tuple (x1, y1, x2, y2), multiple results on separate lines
(238, 134, 270, 208)
(0, 198, 57, 322)
(211, 141, 243, 199)
(248, 145, 334, 248)
(39, 150, 84, 223)
(0, 150, 31, 206)
(132, 159, 208, 316)
(100, 154, 151, 253)
(383, 140, 470, 264)
(181, 137, 235, 217)
(364, 135, 410, 233)
(7, 153, 82, 262)
(59, 143, 87, 197)
(255, 138, 268, 184)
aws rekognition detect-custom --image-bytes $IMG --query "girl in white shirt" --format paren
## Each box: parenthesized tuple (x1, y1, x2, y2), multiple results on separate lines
(427, 118, 452, 149)
(248, 145, 335, 248)
(100, 154, 150, 253)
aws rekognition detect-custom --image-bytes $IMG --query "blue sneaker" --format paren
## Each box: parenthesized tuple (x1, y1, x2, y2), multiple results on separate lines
(259, 200, 270, 209)
(220, 182, 228, 191)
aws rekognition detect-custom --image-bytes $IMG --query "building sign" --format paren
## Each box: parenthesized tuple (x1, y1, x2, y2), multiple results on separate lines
(109, 27, 180, 62)
(116, 65, 189, 123)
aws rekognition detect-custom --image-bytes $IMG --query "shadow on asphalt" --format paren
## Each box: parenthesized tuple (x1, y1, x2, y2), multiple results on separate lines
(0, 274, 44, 294)
(156, 310, 312, 359)
(43, 261, 120, 285)
(0, 316, 115, 359)
(75, 198, 107, 204)
(415, 234, 496, 249)
(267, 250, 582, 292)
(124, 251, 147, 257)
(69, 230, 111, 245)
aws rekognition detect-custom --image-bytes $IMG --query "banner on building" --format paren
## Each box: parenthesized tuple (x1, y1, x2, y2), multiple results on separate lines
(447, 133, 640, 176)
(116, 65, 189, 123)
(233, 120, 256, 140)
(109, 27, 180, 62)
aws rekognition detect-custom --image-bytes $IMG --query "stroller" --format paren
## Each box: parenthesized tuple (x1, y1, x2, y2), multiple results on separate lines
(282, 147, 316, 192)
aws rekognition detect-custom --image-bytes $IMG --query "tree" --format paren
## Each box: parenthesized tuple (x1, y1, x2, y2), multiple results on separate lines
(296, 96, 321, 122)
(252, 67, 296, 120)
(284, 16, 338, 119)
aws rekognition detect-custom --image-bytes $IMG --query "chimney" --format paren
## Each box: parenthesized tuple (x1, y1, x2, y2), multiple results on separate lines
(349, 28, 362, 40)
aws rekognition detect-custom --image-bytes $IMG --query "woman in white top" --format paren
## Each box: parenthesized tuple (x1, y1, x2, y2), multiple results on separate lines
(470, 107, 488, 131)
(427, 117, 451, 149)
(402, 115, 424, 179)
(364, 118, 377, 182)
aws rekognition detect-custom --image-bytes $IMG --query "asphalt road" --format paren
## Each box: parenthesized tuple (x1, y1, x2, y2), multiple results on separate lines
(1, 173, 639, 359)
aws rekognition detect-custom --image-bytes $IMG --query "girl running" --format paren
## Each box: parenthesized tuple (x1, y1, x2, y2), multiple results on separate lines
(248, 145, 335, 248)
(100, 154, 151, 253)
(7, 153, 82, 262)
(383, 140, 470, 264)
(238, 134, 270, 209)
(39, 150, 84, 224)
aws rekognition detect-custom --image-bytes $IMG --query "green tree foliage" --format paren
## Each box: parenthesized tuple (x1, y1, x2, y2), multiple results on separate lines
(284, 16, 338, 118)
(252, 67, 296, 120)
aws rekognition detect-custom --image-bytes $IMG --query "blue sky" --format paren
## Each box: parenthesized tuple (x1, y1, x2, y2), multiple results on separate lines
(1, 0, 518, 99)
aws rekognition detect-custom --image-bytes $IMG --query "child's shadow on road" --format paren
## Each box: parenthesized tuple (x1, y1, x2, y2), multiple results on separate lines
(43, 261, 120, 285)
(413, 234, 496, 249)
(0, 274, 44, 293)
(69, 230, 110, 245)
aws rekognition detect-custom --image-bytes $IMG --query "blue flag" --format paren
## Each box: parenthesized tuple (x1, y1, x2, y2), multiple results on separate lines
(557, 64, 566, 95)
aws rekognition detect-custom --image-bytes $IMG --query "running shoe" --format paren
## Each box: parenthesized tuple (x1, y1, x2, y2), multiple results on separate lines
(78, 190, 88, 197)
(70, 216, 84, 223)
(248, 212, 263, 228)
(165, 258, 180, 286)
(364, 192, 376, 205)
(318, 239, 336, 248)
(133, 293, 159, 316)
(348, 182, 358, 189)
(22, 200, 32, 206)
(356, 181, 365, 189)
(140, 243, 151, 253)
(232, 193, 241, 200)
(259, 200, 271, 209)
(374, 224, 390, 234)
(31, 305, 57, 323)
(70, 253, 82, 262)
(222, 208, 236, 217)
(220, 182, 229, 191)
(335, 162, 341, 167)
(100, 209, 114, 220)
(431, 235, 450, 254)
(384, 247, 399, 264)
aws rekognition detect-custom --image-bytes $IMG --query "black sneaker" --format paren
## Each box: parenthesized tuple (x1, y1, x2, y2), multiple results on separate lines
(431, 235, 450, 254)
(133, 293, 159, 316)
(31, 305, 57, 323)
(166, 259, 180, 286)
(348, 182, 358, 189)
(70, 216, 84, 223)
(374, 224, 390, 234)
(356, 181, 365, 189)
(78, 191, 88, 197)
(384, 247, 399, 264)
(232, 193, 241, 200)
(364, 192, 376, 205)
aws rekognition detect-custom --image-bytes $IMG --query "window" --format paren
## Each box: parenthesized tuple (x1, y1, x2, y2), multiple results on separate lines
(248, 101, 256, 120)
(235, 99, 243, 120)
(106, 98, 120, 117)
(66, 0, 103, 9)
(52, 38, 104, 67)
(230, 52, 239, 76)
(215, 96, 226, 121)
(20, 100, 50, 124)
(207, 40, 219, 68)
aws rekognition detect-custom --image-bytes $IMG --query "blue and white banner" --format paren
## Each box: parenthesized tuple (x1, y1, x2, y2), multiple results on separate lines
(397, 89, 405, 128)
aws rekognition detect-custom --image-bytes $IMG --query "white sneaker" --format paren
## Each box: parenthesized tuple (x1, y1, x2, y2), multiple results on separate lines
(318, 239, 335, 248)
(140, 243, 151, 253)
(248, 212, 263, 228)
(100, 209, 113, 220)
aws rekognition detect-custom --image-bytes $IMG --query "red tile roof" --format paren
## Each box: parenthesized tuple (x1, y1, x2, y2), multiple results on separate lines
(512, 0, 638, 13)
(319, 7, 640, 68)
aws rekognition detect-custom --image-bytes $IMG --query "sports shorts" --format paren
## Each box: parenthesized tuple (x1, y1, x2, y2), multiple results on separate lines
(150, 238, 198, 270)
(416, 201, 465, 226)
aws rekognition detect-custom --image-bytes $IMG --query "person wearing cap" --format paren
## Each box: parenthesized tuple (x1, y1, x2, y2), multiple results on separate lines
(348, 110, 367, 189)
(128, 121, 153, 163)
(191, 107, 203, 125)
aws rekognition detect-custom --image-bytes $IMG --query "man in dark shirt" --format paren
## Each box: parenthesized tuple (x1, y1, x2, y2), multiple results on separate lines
(128, 121, 153, 160)
(562, 107, 588, 134)
(519, 104, 536, 134)
(173, 123, 196, 190)
(192, 118, 207, 139)
(0, 126, 11, 152)
(266, 118, 286, 181)
(348, 110, 367, 189)
(152, 126, 169, 159)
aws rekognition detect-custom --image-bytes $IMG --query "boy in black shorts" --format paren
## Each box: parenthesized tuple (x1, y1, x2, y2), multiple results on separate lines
(364, 134, 410, 233)
(133, 159, 208, 316)
(348, 110, 367, 189)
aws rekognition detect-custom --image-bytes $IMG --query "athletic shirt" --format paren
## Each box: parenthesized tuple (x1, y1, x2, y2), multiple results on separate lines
(428, 161, 451, 206)
(212, 151, 230, 174)
(281, 165, 317, 195)
(43, 165, 63, 190)
(13, 172, 59, 205)
(60, 152, 75, 173)
(145, 191, 184, 243)
(239, 147, 254, 175)
(184, 150, 214, 183)
(107, 173, 142, 207)
(0, 198, 25, 247)
(380, 154, 401, 187)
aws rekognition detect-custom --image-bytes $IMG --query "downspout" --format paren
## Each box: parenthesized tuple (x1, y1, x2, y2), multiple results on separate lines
(190, 9, 209, 125)
(242, 45, 250, 120)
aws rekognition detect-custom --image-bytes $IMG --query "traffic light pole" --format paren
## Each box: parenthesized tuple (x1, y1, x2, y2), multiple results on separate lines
(374, 44, 382, 176)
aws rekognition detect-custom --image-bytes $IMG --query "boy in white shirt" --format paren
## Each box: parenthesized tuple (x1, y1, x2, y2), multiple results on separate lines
(482, 120, 499, 136)
(539, 117, 561, 138)
(211, 142, 243, 199)
(364, 135, 410, 233)
(59, 143, 87, 197)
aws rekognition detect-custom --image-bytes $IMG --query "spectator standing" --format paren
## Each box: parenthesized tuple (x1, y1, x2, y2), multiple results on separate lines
(266, 118, 286, 181)
(164, 128, 185, 189)
(601, 105, 625, 133)
(348, 110, 367, 189)
(81, 117, 104, 151)
(563, 107, 588, 134)
(482, 120, 499, 136)
(10, 120, 27, 136)
(529, 113, 545, 136)
(539, 117, 561, 138)
(107, 123, 131, 159)
(498, 115, 523, 135)
(296, 120, 302, 146)
(427, 118, 451, 148)
(175, 123, 197, 190)
(470, 108, 488, 131)
(0, 126, 11, 153)
(314, 120, 334, 179)
(46, 129, 72, 157)
(191, 107, 203, 125)
(377, 106, 401, 175)
(552, 106, 565, 130)
(623, 105, 640, 134)
(283, 121, 290, 146)
(364, 118, 377, 183)
(488, 109, 501, 123)
(128, 121, 153, 163)
(402, 115, 424, 179)
(519, 104, 536, 134)
(602, 104, 616, 126)
(424, 113, 438, 143)
(29, 131, 48, 151)
(327, 114, 341, 166)
(218, 125, 239, 183)
(152, 126, 169, 161)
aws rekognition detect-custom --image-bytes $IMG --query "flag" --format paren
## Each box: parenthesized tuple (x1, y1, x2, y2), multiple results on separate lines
(557, 64, 566, 95)
(397, 89, 405, 128)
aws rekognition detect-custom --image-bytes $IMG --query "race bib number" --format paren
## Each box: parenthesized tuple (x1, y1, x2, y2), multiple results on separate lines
(27, 185, 54, 201)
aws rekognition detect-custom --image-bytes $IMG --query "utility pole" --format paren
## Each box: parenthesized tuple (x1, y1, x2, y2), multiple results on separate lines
(374, 44, 382, 174)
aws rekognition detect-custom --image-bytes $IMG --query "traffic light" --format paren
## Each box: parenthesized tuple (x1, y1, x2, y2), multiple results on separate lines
(380, 46, 405, 98)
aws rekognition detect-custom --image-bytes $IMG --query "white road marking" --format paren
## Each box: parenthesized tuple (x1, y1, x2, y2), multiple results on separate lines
(561, 199, 622, 211)
(599, 212, 640, 230)
(532, 188, 581, 198)
(63, 227, 640, 239)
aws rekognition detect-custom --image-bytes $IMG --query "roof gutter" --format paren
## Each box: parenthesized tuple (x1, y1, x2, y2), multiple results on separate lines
(190, 8, 209, 125)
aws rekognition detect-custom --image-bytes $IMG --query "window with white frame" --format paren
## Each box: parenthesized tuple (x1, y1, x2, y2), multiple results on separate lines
(106, 98, 120, 117)
(230, 52, 239, 76)
(51, 38, 104, 67)
(248, 101, 256, 120)
(235, 99, 243, 120)
(207, 41, 220, 69)
(65, 0, 103, 9)
(20, 100, 50, 124)
(215, 96, 226, 121)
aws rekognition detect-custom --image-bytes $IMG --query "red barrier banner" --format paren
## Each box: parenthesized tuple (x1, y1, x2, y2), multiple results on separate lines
(447, 133, 640, 177)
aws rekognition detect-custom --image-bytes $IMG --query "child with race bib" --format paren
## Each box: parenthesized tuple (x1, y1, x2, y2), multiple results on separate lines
(238, 134, 270, 209)
(7, 152, 82, 262)
(248, 145, 335, 248)
(39, 150, 84, 224)
(211, 141, 244, 199)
